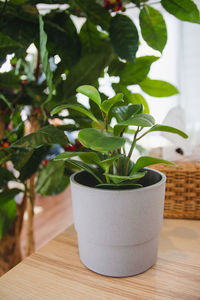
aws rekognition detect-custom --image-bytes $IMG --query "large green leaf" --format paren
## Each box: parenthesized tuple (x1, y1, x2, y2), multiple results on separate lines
(80, 20, 104, 55)
(139, 77, 179, 97)
(104, 172, 146, 184)
(76, 85, 101, 107)
(35, 160, 68, 196)
(161, 0, 200, 24)
(67, 159, 103, 184)
(112, 104, 143, 123)
(73, 0, 111, 31)
(109, 14, 139, 62)
(51, 104, 98, 124)
(101, 93, 124, 115)
(39, 15, 54, 104)
(54, 151, 100, 164)
(117, 113, 155, 127)
(0, 167, 15, 189)
(120, 56, 159, 85)
(0, 148, 14, 164)
(0, 197, 17, 240)
(12, 125, 68, 148)
(99, 155, 123, 171)
(63, 44, 113, 99)
(131, 156, 175, 174)
(127, 93, 150, 114)
(139, 6, 167, 53)
(78, 128, 126, 151)
(147, 124, 188, 138)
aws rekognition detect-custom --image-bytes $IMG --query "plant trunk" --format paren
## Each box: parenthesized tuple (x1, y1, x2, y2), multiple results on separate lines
(0, 193, 26, 276)
(25, 115, 39, 256)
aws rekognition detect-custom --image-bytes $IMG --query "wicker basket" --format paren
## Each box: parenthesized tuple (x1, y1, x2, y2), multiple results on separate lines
(151, 161, 200, 219)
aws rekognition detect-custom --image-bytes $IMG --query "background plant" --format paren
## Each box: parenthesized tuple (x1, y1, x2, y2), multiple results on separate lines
(0, 0, 199, 274)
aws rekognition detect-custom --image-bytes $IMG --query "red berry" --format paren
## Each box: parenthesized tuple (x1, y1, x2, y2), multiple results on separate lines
(65, 145, 71, 151)
(2, 141, 10, 148)
(115, 5, 121, 11)
(70, 145, 76, 152)
(75, 140, 82, 148)
(42, 159, 48, 166)
(22, 80, 28, 85)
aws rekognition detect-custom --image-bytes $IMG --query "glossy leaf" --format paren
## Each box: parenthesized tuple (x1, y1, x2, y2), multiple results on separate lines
(139, 6, 167, 52)
(101, 93, 124, 115)
(0, 167, 15, 189)
(0, 197, 17, 239)
(39, 15, 54, 104)
(51, 104, 98, 124)
(54, 151, 100, 164)
(148, 124, 188, 138)
(95, 183, 142, 190)
(139, 77, 179, 97)
(127, 93, 150, 114)
(120, 56, 159, 85)
(161, 0, 200, 24)
(35, 161, 67, 196)
(12, 125, 68, 148)
(131, 156, 175, 174)
(104, 171, 147, 184)
(78, 128, 126, 152)
(99, 155, 123, 171)
(66, 159, 103, 184)
(76, 85, 101, 107)
(80, 21, 103, 55)
(112, 104, 143, 122)
(109, 14, 139, 62)
(117, 113, 155, 127)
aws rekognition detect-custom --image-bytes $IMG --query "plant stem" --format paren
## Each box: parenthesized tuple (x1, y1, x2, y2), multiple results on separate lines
(125, 127, 140, 175)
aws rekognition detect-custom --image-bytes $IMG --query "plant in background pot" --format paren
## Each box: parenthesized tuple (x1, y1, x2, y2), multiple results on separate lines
(51, 85, 188, 277)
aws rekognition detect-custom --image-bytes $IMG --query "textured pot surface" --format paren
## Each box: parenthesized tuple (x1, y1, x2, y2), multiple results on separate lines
(70, 169, 166, 277)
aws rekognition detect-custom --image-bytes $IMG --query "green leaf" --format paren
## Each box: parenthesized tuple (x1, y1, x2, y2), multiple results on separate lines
(76, 85, 101, 107)
(112, 104, 143, 122)
(161, 0, 200, 24)
(63, 44, 113, 99)
(0, 32, 22, 49)
(109, 14, 139, 62)
(95, 183, 142, 190)
(39, 14, 54, 104)
(131, 156, 175, 174)
(35, 161, 67, 196)
(0, 188, 22, 205)
(148, 124, 188, 138)
(127, 93, 150, 114)
(101, 93, 124, 115)
(73, 0, 111, 31)
(51, 104, 98, 124)
(104, 171, 147, 184)
(0, 196, 17, 240)
(0, 167, 15, 189)
(12, 125, 68, 148)
(99, 155, 123, 171)
(139, 77, 179, 97)
(78, 128, 126, 152)
(54, 151, 100, 164)
(139, 6, 167, 53)
(67, 159, 103, 184)
(117, 113, 155, 127)
(120, 56, 159, 85)
(0, 148, 14, 164)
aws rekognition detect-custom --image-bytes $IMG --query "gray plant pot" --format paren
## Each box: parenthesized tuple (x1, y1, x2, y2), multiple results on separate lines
(70, 168, 166, 277)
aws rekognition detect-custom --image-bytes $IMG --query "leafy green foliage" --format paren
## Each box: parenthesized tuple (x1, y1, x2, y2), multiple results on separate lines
(101, 93, 124, 115)
(12, 125, 68, 148)
(147, 124, 188, 138)
(0, 167, 15, 189)
(140, 6, 167, 53)
(117, 113, 155, 127)
(161, 0, 200, 24)
(139, 77, 179, 97)
(78, 128, 126, 151)
(76, 85, 101, 107)
(0, 197, 17, 240)
(109, 14, 139, 62)
(131, 156, 175, 174)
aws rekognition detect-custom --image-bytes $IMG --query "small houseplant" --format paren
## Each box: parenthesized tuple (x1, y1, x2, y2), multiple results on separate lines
(51, 85, 188, 277)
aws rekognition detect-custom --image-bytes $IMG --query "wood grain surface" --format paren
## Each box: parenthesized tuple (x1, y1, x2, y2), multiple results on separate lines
(0, 219, 200, 300)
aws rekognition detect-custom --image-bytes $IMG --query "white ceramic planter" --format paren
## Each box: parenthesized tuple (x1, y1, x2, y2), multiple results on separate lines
(70, 168, 166, 277)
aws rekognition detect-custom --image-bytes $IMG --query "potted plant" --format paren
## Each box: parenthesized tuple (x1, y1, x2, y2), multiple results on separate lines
(51, 85, 188, 277)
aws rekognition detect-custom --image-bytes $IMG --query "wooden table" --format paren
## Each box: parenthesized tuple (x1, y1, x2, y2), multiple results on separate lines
(0, 219, 200, 300)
